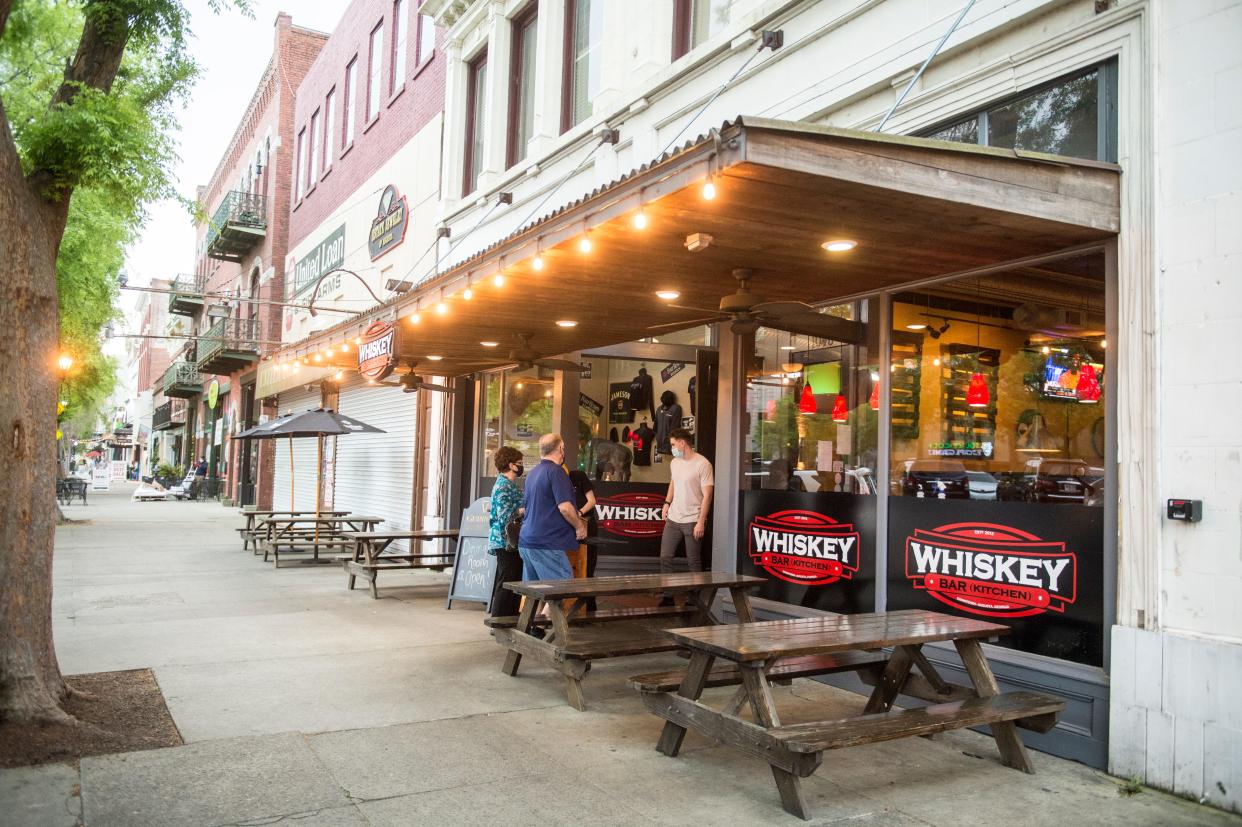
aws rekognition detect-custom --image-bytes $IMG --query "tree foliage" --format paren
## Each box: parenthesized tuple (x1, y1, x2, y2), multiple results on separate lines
(0, 0, 204, 427)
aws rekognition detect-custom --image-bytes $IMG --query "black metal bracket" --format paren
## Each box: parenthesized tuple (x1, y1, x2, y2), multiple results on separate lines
(761, 29, 784, 51)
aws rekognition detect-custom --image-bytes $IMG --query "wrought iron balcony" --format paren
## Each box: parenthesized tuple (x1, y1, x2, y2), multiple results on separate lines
(168, 275, 204, 317)
(161, 361, 202, 398)
(205, 191, 267, 262)
(196, 316, 260, 376)
(152, 399, 187, 431)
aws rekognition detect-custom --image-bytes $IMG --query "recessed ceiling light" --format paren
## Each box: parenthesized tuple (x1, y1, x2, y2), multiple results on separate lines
(906, 323, 927, 330)
(655, 290, 680, 300)
(426, 355, 443, 361)
(780, 345, 796, 351)
(556, 320, 578, 328)
(822, 239, 857, 252)
(480, 341, 499, 347)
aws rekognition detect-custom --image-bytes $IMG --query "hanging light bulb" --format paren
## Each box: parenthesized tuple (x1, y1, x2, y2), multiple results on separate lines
(463, 287, 473, 300)
(633, 210, 648, 230)
(798, 384, 817, 414)
(408, 312, 422, 325)
(1076, 362, 1101, 404)
(436, 301, 448, 315)
(532, 254, 544, 271)
(966, 372, 990, 408)
(869, 381, 880, 411)
(493, 273, 504, 288)
(578, 234, 592, 253)
(831, 395, 849, 423)
(702, 178, 716, 200)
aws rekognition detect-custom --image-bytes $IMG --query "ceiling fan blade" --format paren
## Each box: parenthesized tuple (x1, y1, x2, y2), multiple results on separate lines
(647, 316, 721, 331)
(750, 300, 816, 316)
(757, 312, 865, 344)
(414, 383, 456, 393)
(668, 304, 729, 316)
(534, 358, 588, 372)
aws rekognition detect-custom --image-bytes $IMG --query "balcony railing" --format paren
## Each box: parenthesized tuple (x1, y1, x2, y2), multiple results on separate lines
(205, 191, 267, 262)
(152, 399, 187, 431)
(168, 275, 205, 317)
(161, 361, 202, 398)
(197, 316, 261, 375)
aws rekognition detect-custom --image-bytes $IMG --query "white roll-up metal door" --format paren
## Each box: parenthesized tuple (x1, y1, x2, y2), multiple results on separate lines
(272, 387, 322, 512)
(333, 377, 419, 550)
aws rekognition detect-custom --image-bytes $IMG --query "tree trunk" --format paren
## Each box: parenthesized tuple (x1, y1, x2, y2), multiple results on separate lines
(0, 124, 71, 725)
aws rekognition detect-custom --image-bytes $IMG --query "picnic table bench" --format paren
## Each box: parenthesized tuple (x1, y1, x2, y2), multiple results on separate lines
(258, 515, 383, 567)
(633, 609, 1065, 820)
(336, 529, 460, 598)
(493, 571, 764, 711)
(238, 509, 350, 551)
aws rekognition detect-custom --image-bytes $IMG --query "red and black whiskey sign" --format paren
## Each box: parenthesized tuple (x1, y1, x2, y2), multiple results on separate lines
(596, 490, 665, 540)
(749, 510, 860, 586)
(738, 490, 876, 615)
(887, 497, 1103, 667)
(904, 523, 1076, 618)
(357, 319, 398, 380)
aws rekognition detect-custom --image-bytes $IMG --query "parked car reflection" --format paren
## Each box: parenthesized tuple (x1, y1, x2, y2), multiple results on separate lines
(965, 470, 998, 500)
(895, 459, 970, 499)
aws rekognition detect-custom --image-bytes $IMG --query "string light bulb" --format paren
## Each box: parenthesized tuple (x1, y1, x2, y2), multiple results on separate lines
(532, 254, 544, 272)
(702, 178, 716, 200)
(578, 234, 592, 254)
(633, 210, 648, 230)
(463, 287, 473, 300)
(436, 301, 448, 315)
(408, 312, 422, 325)
(493, 273, 504, 288)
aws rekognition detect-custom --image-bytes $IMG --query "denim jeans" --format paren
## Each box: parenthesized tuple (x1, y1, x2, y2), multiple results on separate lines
(519, 546, 573, 581)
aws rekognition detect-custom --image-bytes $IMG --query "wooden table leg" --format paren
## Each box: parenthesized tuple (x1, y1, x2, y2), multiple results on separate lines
(729, 586, 756, 623)
(502, 596, 539, 677)
(690, 587, 719, 625)
(347, 540, 364, 591)
(656, 650, 716, 757)
(955, 638, 1034, 773)
(544, 600, 588, 709)
(863, 644, 917, 714)
(740, 663, 810, 820)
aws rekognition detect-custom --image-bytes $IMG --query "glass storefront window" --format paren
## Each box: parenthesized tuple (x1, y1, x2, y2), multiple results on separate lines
(885, 257, 1107, 666)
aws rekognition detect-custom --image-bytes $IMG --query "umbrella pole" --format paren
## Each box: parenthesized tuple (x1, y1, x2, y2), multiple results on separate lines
(315, 435, 322, 543)
(289, 435, 294, 511)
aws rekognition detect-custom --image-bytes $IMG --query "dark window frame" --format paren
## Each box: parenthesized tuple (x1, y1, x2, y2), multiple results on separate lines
(366, 20, 385, 123)
(415, 0, 436, 67)
(671, 0, 691, 60)
(916, 60, 1117, 163)
(343, 56, 359, 148)
(463, 49, 488, 196)
(506, 2, 539, 169)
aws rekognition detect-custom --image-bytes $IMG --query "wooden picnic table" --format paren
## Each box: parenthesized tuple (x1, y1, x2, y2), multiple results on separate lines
(633, 609, 1065, 820)
(338, 529, 460, 598)
(258, 515, 383, 566)
(492, 571, 764, 711)
(238, 509, 351, 550)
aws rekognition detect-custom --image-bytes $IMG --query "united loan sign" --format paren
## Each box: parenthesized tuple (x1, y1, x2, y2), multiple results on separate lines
(904, 522, 1077, 618)
(749, 510, 861, 586)
(357, 320, 398, 380)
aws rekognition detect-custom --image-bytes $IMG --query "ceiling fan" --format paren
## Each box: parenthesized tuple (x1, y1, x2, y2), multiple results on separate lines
(486, 333, 588, 373)
(376, 363, 456, 393)
(648, 268, 864, 343)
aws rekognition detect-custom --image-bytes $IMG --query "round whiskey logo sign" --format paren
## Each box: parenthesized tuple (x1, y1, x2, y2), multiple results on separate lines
(597, 492, 665, 539)
(357, 320, 398, 380)
(904, 522, 1078, 618)
(748, 510, 861, 586)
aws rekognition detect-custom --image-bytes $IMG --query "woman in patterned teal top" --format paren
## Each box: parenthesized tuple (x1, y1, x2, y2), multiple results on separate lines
(487, 446, 525, 618)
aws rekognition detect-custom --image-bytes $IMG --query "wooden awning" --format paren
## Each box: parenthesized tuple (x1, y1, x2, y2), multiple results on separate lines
(277, 117, 1120, 378)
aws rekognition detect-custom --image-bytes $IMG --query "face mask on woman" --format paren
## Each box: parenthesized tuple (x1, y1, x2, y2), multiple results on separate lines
(512, 463, 524, 477)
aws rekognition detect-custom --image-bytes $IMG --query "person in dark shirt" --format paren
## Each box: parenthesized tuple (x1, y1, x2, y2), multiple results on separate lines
(567, 467, 599, 611)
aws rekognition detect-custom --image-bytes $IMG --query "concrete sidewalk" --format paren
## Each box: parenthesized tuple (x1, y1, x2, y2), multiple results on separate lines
(2, 483, 1235, 826)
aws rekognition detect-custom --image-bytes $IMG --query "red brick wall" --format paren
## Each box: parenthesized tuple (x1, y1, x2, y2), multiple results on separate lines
(288, 0, 446, 251)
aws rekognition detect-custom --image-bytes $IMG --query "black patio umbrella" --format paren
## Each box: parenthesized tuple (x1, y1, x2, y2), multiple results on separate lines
(235, 409, 384, 520)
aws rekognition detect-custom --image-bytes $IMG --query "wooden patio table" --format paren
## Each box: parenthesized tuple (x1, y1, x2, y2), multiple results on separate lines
(635, 609, 1066, 820)
(258, 515, 383, 566)
(238, 509, 350, 551)
(492, 571, 764, 711)
(338, 530, 460, 598)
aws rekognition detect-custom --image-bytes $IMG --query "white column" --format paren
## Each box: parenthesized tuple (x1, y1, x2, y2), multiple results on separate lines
(478, 0, 511, 190)
(528, 0, 566, 160)
(440, 36, 467, 206)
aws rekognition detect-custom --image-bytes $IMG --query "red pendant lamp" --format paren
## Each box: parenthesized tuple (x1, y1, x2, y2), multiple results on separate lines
(869, 380, 880, 411)
(798, 383, 817, 414)
(831, 394, 849, 422)
(966, 371, 989, 408)
(1076, 362, 1101, 404)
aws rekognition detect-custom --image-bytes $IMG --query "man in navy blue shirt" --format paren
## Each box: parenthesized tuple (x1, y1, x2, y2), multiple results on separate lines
(518, 433, 586, 584)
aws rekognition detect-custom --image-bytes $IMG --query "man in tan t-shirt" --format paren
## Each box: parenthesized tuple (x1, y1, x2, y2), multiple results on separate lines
(659, 428, 714, 576)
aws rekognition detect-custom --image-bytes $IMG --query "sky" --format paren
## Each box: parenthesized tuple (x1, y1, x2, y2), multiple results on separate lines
(116, 1, 347, 336)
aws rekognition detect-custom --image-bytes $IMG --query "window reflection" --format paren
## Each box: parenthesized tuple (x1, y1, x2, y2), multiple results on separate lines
(889, 257, 1107, 506)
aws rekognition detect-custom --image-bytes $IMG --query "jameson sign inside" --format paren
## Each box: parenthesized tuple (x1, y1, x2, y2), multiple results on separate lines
(368, 185, 409, 260)
(738, 490, 875, 614)
(357, 319, 398, 380)
(887, 497, 1104, 666)
(291, 224, 345, 298)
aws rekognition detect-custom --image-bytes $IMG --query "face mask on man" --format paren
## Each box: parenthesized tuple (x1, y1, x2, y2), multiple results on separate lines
(671, 447, 684, 459)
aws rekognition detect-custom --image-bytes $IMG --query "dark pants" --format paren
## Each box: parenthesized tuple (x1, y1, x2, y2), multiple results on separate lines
(489, 547, 523, 618)
(660, 519, 703, 573)
(584, 543, 599, 613)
